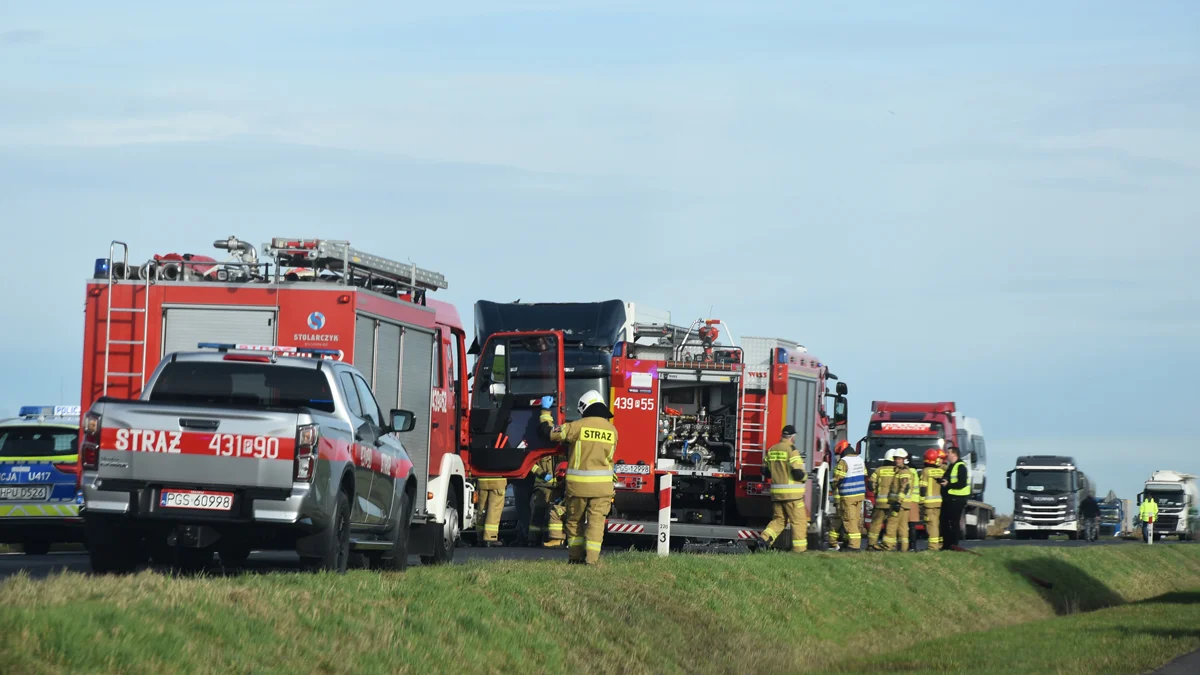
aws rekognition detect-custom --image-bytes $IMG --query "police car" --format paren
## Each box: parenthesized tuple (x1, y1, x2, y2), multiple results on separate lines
(0, 406, 85, 554)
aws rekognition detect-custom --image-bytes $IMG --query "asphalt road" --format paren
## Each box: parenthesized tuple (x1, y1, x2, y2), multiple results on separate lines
(1, 537, 1192, 580)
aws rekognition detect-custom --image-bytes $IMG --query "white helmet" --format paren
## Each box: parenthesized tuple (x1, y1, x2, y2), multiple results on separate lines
(893, 448, 908, 460)
(577, 390, 605, 416)
(883, 449, 896, 461)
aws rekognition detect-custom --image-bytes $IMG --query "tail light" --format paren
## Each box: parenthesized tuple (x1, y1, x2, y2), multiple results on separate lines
(81, 412, 102, 471)
(294, 424, 320, 482)
(54, 462, 80, 475)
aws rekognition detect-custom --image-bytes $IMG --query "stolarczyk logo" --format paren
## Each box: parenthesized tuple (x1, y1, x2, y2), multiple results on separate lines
(307, 311, 326, 331)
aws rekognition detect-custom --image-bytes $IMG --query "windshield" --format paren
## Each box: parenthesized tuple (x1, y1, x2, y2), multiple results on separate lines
(472, 335, 560, 409)
(865, 436, 943, 467)
(1013, 469, 1071, 494)
(149, 361, 336, 412)
(564, 376, 607, 422)
(0, 426, 78, 458)
(1146, 489, 1185, 508)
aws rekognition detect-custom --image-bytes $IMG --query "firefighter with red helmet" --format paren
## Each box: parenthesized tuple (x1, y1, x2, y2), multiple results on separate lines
(829, 439, 866, 552)
(543, 461, 569, 548)
(884, 449, 914, 552)
(528, 453, 566, 546)
(867, 450, 898, 550)
(760, 425, 809, 552)
(920, 448, 947, 551)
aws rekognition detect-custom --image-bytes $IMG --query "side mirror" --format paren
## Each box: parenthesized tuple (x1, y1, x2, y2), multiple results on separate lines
(854, 437, 866, 455)
(833, 396, 848, 425)
(836, 382, 848, 396)
(1005, 470, 1013, 490)
(389, 409, 416, 433)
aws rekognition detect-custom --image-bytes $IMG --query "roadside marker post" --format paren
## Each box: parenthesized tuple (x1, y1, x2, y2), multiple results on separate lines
(658, 473, 671, 557)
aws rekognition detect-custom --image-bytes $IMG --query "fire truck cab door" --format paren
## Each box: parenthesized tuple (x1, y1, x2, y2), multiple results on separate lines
(466, 330, 565, 476)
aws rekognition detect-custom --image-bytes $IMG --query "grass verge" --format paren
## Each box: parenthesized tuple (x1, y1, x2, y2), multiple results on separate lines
(0, 546, 1198, 674)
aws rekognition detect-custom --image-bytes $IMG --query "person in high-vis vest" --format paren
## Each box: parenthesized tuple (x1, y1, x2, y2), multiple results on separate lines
(919, 448, 946, 551)
(829, 440, 865, 552)
(867, 450, 898, 550)
(539, 390, 618, 565)
(760, 425, 809, 552)
(527, 453, 565, 545)
(884, 450, 913, 552)
(1139, 497, 1159, 544)
(939, 445, 971, 549)
(475, 476, 507, 547)
(543, 461, 569, 548)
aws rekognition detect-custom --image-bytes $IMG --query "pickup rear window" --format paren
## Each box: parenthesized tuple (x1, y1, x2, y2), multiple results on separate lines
(149, 361, 337, 413)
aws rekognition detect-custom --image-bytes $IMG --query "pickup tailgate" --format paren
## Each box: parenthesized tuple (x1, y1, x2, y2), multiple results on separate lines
(98, 402, 298, 491)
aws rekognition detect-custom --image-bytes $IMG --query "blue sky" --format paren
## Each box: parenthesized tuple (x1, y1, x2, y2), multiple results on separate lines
(1, 1, 1197, 508)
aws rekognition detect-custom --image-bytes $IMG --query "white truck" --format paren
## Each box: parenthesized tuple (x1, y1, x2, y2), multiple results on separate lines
(1139, 471, 1198, 542)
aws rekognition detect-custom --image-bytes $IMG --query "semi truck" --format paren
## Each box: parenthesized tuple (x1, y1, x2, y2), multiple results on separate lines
(1006, 455, 1092, 540)
(1139, 470, 1198, 541)
(80, 236, 475, 568)
(461, 300, 850, 550)
(856, 402, 994, 541)
(1098, 490, 1129, 537)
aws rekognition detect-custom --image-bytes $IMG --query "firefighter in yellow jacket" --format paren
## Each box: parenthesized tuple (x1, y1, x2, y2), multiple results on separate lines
(885, 450, 914, 552)
(475, 475, 507, 547)
(539, 390, 617, 565)
(867, 450, 897, 550)
(527, 452, 565, 545)
(543, 461, 569, 548)
(760, 425, 809, 553)
(920, 448, 946, 551)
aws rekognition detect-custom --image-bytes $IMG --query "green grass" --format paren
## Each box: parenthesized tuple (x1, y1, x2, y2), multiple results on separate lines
(0, 546, 1198, 674)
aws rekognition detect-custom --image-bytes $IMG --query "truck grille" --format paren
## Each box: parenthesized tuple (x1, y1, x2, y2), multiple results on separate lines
(1021, 504, 1069, 524)
(1156, 515, 1179, 531)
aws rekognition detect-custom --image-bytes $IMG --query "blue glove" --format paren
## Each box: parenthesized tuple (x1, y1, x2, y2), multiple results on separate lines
(542, 473, 553, 483)
(540, 395, 554, 410)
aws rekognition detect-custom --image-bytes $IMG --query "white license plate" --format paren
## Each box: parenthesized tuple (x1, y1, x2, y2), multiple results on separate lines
(615, 464, 651, 475)
(0, 486, 50, 501)
(160, 489, 234, 511)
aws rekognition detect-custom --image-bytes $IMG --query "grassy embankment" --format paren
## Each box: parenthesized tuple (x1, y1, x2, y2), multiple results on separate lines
(1, 546, 1199, 674)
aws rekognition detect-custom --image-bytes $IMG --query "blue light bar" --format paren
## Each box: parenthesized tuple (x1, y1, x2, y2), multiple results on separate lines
(197, 343, 341, 359)
(18, 405, 81, 418)
(18, 406, 47, 417)
(94, 258, 111, 279)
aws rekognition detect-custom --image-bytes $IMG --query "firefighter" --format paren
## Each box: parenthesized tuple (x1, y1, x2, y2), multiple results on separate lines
(538, 390, 618, 565)
(543, 461, 569, 548)
(527, 453, 565, 546)
(1139, 496, 1159, 544)
(760, 425, 809, 553)
(920, 448, 946, 551)
(884, 450, 913, 552)
(939, 445, 970, 549)
(475, 475, 507, 547)
(829, 440, 865, 552)
(867, 450, 897, 550)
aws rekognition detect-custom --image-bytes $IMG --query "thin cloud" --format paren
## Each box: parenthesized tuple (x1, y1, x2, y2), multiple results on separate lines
(1, 29, 44, 46)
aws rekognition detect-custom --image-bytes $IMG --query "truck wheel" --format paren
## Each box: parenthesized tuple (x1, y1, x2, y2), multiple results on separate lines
(420, 493, 459, 566)
(22, 540, 51, 556)
(300, 490, 351, 574)
(1067, 531, 1079, 541)
(86, 516, 137, 574)
(383, 491, 413, 572)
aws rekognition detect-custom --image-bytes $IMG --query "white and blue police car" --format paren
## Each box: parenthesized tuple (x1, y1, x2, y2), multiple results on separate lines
(0, 406, 85, 555)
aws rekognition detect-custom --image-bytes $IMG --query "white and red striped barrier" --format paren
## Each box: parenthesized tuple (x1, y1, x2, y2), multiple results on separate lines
(658, 473, 672, 556)
(737, 530, 760, 540)
(607, 522, 646, 534)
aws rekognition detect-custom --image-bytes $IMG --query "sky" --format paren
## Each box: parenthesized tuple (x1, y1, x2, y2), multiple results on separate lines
(1, 1, 1197, 509)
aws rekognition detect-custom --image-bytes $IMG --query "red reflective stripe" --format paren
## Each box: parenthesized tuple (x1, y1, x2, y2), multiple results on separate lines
(100, 428, 296, 460)
(659, 486, 672, 511)
(318, 438, 414, 478)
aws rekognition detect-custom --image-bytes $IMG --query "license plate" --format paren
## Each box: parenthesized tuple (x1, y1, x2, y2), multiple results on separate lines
(615, 464, 651, 475)
(160, 489, 234, 511)
(0, 486, 50, 501)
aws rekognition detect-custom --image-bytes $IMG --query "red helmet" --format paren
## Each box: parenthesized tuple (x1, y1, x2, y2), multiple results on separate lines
(555, 461, 568, 479)
(835, 440, 852, 454)
(923, 448, 942, 466)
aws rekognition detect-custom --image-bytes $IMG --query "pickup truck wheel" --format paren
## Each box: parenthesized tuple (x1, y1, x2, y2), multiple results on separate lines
(420, 496, 459, 566)
(301, 491, 350, 574)
(22, 540, 51, 556)
(86, 517, 137, 574)
(383, 491, 413, 572)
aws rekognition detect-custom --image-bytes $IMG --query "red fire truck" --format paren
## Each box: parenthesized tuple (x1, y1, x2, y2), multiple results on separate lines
(461, 300, 850, 549)
(857, 401, 994, 542)
(80, 236, 473, 564)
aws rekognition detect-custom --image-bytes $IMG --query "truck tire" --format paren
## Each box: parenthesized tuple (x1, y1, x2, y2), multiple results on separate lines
(382, 490, 412, 572)
(300, 490, 351, 574)
(86, 516, 138, 574)
(22, 540, 51, 556)
(420, 492, 459, 566)
(1067, 531, 1079, 541)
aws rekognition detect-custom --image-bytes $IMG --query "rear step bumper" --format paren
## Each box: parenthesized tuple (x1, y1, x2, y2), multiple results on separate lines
(83, 476, 315, 525)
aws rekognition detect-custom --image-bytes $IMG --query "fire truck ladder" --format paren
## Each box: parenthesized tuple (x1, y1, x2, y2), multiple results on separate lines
(102, 241, 151, 397)
(267, 238, 449, 293)
(737, 391, 769, 480)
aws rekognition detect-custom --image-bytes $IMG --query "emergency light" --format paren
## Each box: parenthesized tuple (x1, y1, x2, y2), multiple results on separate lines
(19, 405, 82, 418)
(93, 258, 111, 279)
(197, 343, 342, 359)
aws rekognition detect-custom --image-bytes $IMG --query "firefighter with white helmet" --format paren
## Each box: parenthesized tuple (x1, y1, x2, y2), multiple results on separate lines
(829, 440, 866, 552)
(867, 449, 898, 550)
(885, 449, 914, 552)
(759, 425, 809, 552)
(539, 389, 618, 565)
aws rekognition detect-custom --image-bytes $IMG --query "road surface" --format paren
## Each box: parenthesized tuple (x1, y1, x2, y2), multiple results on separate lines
(1, 537, 1191, 580)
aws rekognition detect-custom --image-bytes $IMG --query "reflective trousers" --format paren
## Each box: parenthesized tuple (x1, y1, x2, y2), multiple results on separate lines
(831, 495, 864, 549)
(867, 502, 888, 549)
(529, 487, 553, 542)
(547, 503, 565, 541)
(476, 488, 505, 542)
(885, 506, 910, 552)
(564, 495, 611, 564)
(764, 499, 808, 552)
(923, 505, 942, 551)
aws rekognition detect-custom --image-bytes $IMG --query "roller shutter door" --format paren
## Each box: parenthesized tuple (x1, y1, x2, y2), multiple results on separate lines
(399, 328, 434, 500)
(162, 307, 276, 358)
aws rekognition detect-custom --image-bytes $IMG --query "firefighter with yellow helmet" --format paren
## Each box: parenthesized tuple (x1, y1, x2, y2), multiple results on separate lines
(760, 425, 809, 552)
(538, 390, 618, 565)
(829, 439, 865, 552)
(867, 449, 898, 550)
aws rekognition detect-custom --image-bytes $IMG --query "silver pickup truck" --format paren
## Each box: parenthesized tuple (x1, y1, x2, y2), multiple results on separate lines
(81, 347, 420, 573)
